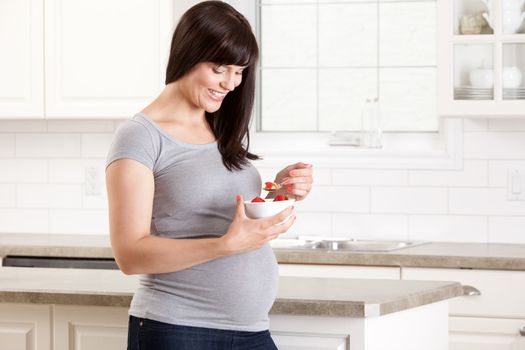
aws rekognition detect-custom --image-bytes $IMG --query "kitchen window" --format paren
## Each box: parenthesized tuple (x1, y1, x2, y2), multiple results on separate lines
(230, 0, 463, 169)
(257, 0, 438, 133)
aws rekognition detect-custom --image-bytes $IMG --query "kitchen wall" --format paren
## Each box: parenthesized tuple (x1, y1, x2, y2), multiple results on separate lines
(0, 117, 524, 243)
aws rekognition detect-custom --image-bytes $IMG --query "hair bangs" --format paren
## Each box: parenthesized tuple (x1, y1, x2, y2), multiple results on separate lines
(208, 27, 258, 68)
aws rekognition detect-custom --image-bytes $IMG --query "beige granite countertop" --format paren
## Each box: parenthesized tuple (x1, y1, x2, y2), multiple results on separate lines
(1, 233, 525, 270)
(0, 267, 462, 317)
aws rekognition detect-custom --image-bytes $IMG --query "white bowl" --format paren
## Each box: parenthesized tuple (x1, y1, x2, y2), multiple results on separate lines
(244, 198, 295, 219)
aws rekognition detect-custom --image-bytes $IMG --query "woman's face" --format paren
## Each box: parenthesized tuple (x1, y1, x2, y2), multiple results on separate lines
(183, 62, 245, 113)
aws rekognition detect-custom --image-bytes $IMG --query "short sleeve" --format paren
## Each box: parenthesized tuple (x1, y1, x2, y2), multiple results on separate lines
(106, 119, 158, 171)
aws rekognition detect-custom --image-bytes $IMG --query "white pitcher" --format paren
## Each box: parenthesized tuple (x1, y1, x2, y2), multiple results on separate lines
(502, 0, 525, 33)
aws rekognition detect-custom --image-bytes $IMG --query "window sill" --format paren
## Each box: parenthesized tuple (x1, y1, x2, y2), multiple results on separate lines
(249, 118, 463, 170)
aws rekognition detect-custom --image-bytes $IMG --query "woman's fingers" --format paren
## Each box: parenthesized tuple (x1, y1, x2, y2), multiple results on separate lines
(267, 214, 296, 237)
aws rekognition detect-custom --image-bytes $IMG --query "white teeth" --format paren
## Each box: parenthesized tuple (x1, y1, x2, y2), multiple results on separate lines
(210, 89, 226, 96)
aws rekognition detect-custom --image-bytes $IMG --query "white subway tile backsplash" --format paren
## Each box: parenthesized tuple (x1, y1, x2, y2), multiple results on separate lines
(47, 120, 114, 132)
(379, 2, 436, 66)
(17, 184, 82, 209)
(49, 209, 109, 234)
(488, 160, 525, 187)
(16, 134, 81, 157)
(298, 186, 370, 213)
(333, 213, 409, 240)
(82, 191, 108, 209)
(450, 188, 525, 215)
(309, 167, 331, 185)
(49, 159, 106, 183)
(0, 134, 15, 156)
(488, 119, 525, 132)
(332, 169, 408, 186)
(371, 187, 448, 214)
(0, 120, 47, 132)
(284, 212, 332, 237)
(0, 209, 48, 233)
(1, 115, 525, 244)
(319, 3, 377, 67)
(488, 216, 525, 243)
(409, 160, 488, 187)
(464, 132, 525, 159)
(0, 159, 48, 183)
(81, 134, 114, 157)
(409, 215, 488, 242)
(0, 185, 16, 207)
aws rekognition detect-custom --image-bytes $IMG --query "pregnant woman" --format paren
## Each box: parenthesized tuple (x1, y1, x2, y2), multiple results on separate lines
(105, 1, 313, 349)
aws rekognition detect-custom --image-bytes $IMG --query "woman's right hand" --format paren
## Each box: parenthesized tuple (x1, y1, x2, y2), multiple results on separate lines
(220, 195, 296, 255)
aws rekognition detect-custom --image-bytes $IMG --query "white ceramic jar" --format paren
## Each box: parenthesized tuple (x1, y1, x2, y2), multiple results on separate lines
(502, 0, 525, 33)
(470, 66, 494, 88)
(503, 66, 523, 88)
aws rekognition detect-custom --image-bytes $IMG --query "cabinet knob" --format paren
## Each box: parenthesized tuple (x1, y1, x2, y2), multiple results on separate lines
(520, 326, 525, 337)
(462, 285, 481, 296)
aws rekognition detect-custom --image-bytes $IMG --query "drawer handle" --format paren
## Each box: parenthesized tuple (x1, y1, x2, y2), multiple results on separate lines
(520, 327, 525, 337)
(462, 285, 481, 296)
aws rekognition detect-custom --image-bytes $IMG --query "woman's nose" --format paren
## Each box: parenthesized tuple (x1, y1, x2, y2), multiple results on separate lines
(220, 74, 236, 91)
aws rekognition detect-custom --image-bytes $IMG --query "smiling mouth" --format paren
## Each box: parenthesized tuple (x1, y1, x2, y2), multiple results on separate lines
(208, 89, 227, 101)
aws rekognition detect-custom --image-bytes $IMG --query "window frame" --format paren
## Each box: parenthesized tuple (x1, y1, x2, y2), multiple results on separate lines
(231, 0, 463, 170)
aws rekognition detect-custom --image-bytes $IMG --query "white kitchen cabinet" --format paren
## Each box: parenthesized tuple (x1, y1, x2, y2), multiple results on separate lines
(53, 305, 128, 350)
(402, 267, 525, 350)
(438, 0, 525, 117)
(0, 0, 44, 118)
(278, 264, 400, 280)
(0, 0, 173, 119)
(44, 0, 173, 118)
(450, 316, 525, 350)
(271, 332, 348, 350)
(0, 303, 51, 350)
(270, 301, 449, 350)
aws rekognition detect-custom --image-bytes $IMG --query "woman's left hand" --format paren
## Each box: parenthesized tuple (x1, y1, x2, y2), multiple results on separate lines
(273, 162, 313, 202)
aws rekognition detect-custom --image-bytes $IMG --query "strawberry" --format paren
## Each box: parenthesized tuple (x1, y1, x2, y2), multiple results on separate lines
(251, 197, 266, 203)
(273, 195, 288, 201)
(264, 182, 274, 189)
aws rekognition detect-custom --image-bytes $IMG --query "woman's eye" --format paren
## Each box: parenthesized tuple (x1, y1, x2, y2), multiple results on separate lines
(213, 67, 224, 74)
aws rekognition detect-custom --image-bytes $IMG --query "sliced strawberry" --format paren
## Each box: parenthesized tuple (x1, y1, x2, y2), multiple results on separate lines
(273, 195, 287, 201)
(264, 182, 274, 189)
(251, 197, 266, 203)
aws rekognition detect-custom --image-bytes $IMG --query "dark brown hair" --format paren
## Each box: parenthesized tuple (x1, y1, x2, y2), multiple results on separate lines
(166, 1, 260, 171)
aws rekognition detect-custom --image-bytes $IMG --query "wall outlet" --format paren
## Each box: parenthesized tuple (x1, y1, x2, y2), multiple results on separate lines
(85, 166, 103, 196)
(507, 168, 525, 201)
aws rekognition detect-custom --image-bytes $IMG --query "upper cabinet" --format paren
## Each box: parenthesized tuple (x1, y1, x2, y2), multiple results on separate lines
(0, 0, 44, 118)
(0, 0, 174, 119)
(438, 0, 525, 117)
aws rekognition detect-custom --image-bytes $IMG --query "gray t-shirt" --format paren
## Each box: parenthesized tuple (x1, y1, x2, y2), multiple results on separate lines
(106, 113, 278, 331)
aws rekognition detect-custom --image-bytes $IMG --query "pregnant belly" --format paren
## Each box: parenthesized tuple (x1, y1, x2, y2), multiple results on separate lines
(148, 244, 279, 325)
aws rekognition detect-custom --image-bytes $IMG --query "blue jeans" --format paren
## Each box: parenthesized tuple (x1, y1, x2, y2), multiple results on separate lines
(128, 316, 279, 350)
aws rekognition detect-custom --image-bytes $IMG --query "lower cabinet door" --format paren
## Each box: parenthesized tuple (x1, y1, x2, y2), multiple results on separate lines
(450, 316, 525, 350)
(53, 305, 128, 350)
(272, 331, 349, 350)
(0, 303, 51, 350)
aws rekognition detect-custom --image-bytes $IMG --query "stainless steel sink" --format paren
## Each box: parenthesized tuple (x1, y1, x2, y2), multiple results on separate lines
(270, 237, 427, 252)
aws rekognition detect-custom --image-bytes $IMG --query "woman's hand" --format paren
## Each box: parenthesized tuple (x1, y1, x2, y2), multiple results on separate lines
(273, 162, 313, 201)
(220, 195, 296, 255)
